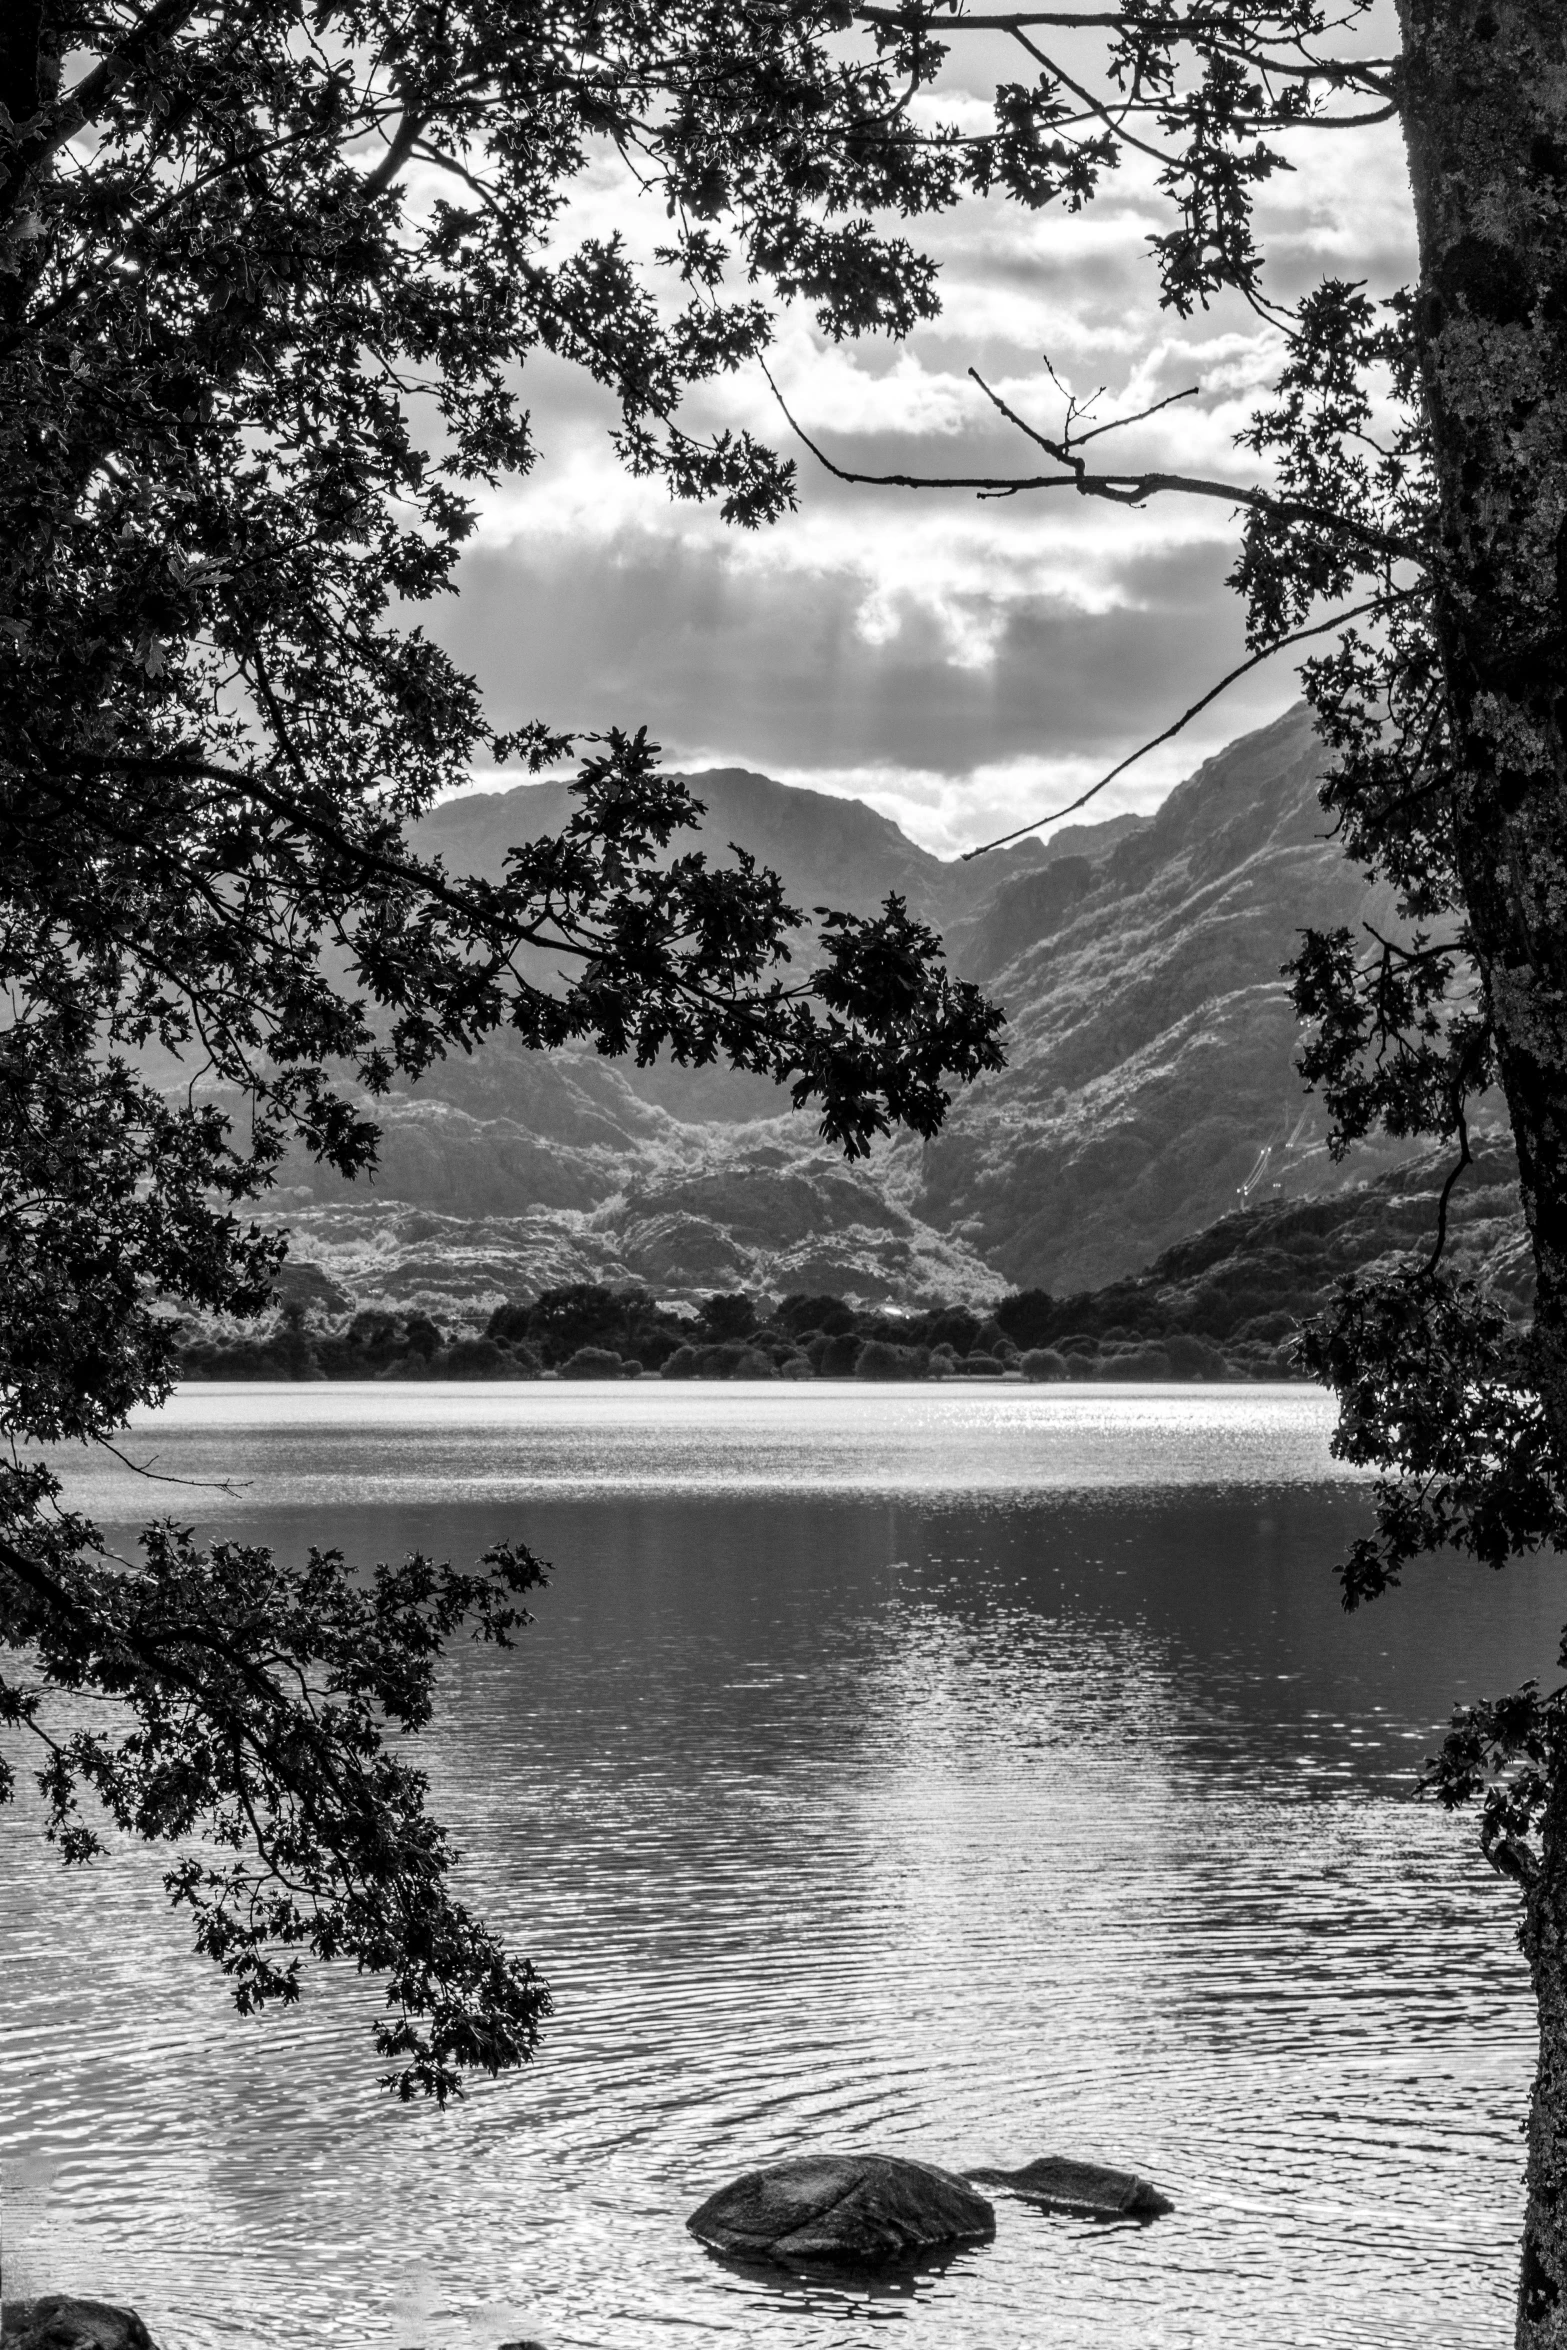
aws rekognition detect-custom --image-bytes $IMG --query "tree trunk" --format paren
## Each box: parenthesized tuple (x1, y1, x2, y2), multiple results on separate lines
(1396, 3, 1567, 2340)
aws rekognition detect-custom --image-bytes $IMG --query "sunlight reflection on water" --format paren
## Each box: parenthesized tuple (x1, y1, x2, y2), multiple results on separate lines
(3, 1387, 1551, 2349)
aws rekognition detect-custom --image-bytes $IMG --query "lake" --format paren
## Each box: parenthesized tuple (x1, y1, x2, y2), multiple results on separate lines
(2, 1383, 1559, 2349)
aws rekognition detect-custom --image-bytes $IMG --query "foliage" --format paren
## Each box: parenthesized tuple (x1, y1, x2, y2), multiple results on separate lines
(0, 0, 1019, 2097)
(698, 1292, 757, 1343)
(766, 0, 1567, 2019)
(3, 0, 1563, 2204)
(0, 1499, 550, 2100)
(183, 1197, 1523, 1382)
(1232, 265, 1567, 1877)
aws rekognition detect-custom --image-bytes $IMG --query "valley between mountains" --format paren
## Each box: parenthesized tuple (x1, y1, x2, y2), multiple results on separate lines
(210, 703, 1517, 1356)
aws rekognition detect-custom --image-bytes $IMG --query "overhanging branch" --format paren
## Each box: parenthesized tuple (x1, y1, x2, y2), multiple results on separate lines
(1, 0, 202, 225)
(764, 362, 1424, 568)
(960, 589, 1407, 858)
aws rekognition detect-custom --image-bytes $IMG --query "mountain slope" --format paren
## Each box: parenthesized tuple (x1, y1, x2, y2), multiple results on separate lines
(907, 704, 1417, 1292)
(253, 707, 1457, 1317)
(412, 768, 1144, 1128)
(414, 766, 1143, 928)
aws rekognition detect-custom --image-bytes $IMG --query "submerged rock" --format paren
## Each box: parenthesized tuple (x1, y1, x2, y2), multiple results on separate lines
(0, 2299, 155, 2350)
(967, 2155, 1172, 2219)
(687, 2152, 995, 2269)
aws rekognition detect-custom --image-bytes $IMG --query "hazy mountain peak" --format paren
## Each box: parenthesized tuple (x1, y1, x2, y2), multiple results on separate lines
(265, 704, 1423, 1317)
(419, 761, 1146, 928)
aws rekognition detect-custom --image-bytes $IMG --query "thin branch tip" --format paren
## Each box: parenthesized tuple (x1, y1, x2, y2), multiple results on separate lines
(960, 591, 1404, 860)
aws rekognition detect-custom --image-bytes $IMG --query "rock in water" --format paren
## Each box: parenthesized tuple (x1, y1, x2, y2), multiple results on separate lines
(0, 2300, 155, 2350)
(687, 2153, 996, 2268)
(968, 2156, 1172, 2218)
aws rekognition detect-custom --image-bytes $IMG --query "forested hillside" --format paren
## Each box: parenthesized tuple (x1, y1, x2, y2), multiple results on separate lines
(184, 1139, 1524, 1382)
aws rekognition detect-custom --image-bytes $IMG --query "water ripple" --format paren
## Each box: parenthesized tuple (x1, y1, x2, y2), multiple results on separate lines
(3, 1391, 1550, 2349)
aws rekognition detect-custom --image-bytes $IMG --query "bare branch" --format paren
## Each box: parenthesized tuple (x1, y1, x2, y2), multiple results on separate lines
(849, 6, 1401, 98)
(966, 369, 1424, 559)
(1072, 378, 1201, 447)
(762, 363, 1424, 565)
(960, 591, 1406, 860)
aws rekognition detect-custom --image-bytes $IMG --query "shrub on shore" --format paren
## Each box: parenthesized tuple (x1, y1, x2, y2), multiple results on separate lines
(174, 1278, 1300, 1384)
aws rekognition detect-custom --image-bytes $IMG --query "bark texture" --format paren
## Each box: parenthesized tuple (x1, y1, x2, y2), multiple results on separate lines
(1397, 4, 1567, 2341)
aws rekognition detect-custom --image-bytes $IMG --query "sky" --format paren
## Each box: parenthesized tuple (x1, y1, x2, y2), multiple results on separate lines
(428, 33, 1418, 861)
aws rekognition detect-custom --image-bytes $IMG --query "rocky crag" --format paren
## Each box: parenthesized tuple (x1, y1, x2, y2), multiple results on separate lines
(198, 705, 1486, 1334)
(182, 1139, 1526, 1383)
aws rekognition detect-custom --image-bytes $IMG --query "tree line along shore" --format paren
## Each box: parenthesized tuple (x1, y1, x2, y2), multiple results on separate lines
(173, 1145, 1530, 1389)
(178, 1283, 1286, 1383)
(177, 1275, 1295, 1386)
(171, 1269, 1306, 1391)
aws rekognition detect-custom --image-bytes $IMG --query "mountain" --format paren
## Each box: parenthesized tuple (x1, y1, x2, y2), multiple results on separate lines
(247, 707, 1474, 1329)
(202, 1134, 1528, 1384)
(906, 705, 1430, 1292)
(407, 768, 1146, 1130)
(414, 766, 1145, 931)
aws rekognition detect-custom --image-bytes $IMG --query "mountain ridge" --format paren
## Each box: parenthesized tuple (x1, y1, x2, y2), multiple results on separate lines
(250, 707, 1449, 1323)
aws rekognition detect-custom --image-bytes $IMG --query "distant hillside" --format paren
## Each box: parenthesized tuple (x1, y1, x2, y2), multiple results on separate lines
(186, 1137, 1527, 1382)
(415, 766, 1144, 932)
(907, 704, 1422, 1291)
(988, 1136, 1528, 1371)
(411, 768, 1144, 1129)
(248, 707, 1475, 1318)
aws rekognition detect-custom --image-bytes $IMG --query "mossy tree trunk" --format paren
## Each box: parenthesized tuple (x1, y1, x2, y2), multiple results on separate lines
(1397, 3, 1567, 2338)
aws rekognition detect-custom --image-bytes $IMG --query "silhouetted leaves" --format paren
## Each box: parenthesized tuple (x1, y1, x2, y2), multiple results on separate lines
(0, 0, 1009, 2092)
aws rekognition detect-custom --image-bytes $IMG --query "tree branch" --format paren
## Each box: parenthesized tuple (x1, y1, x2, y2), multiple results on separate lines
(849, 5, 1401, 97)
(361, 107, 427, 199)
(1, 0, 201, 225)
(965, 369, 1424, 559)
(762, 362, 1423, 565)
(960, 590, 1406, 858)
(1422, 1105, 1473, 1278)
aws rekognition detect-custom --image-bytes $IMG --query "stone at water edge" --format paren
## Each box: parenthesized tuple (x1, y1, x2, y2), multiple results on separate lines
(686, 2152, 996, 2268)
(967, 2155, 1173, 2218)
(0, 2299, 156, 2350)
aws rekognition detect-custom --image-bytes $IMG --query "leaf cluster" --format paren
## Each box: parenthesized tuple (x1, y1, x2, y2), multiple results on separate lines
(0, 1491, 551, 2100)
(1, 0, 1021, 2095)
(1215, 278, 1555, 1648)
(1299, 1265, 1559, 1605)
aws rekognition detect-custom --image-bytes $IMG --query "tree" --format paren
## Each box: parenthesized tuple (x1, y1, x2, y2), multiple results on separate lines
(0, 0, 1009, 2124)
(4, 0, 1566, 2330)
(734, 6, 1567, 2336)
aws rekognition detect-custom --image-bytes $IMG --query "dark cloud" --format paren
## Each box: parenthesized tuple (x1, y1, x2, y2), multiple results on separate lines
(445, 521, 1276, 778)
(424, 111, 1415, 846)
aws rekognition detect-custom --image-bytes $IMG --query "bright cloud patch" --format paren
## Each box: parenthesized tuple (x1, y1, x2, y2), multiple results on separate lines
(433, 103, 1417, 856)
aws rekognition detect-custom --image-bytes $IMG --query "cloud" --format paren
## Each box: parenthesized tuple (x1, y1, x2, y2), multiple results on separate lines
(430, 94, 1418, 855)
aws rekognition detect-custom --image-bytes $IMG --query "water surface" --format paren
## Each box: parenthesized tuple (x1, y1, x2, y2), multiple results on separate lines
(3, 1385, 1556, 2348)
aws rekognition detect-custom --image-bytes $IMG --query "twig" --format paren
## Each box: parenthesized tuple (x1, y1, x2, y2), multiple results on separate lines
(761, 361, 1424, 566)
(959, 592, 1403, 859)
(92, 1433, 247, 1499)
(1072, 379, 1200, 448)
